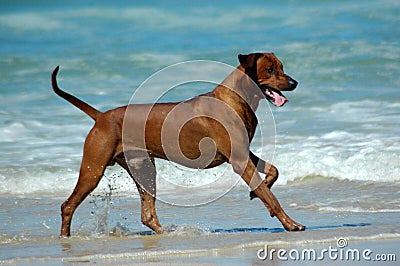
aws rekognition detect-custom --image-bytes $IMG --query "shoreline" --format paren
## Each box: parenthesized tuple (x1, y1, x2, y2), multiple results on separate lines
(1, 180, 400, 265)
(2, 234, 399, 265)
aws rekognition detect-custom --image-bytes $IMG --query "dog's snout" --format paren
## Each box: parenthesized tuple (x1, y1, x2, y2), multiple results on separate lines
(288, 77, 298, 90)
(289, 78, 297, 87)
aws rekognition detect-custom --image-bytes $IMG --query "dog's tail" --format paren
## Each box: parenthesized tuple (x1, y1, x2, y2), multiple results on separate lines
(51, 66, 102, 121)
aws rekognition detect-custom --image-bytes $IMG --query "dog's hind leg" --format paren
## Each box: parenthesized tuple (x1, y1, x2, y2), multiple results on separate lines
(122, 152, 163, 233)
(136, 182, 163, 233)
(60, 124, 117, 237)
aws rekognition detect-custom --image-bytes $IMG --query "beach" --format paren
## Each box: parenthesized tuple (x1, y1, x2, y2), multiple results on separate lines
(1, 0, 399, 264)
(1, 179, 399, 264)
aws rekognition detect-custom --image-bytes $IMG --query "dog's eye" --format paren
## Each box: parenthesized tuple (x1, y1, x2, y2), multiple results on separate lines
(266, 67, 274, 75)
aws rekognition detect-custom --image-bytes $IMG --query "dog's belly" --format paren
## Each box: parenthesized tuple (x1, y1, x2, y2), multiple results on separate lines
(122, 102, 231, 169)
(145, 140, 227, 169)
(169, 155, 227, 169)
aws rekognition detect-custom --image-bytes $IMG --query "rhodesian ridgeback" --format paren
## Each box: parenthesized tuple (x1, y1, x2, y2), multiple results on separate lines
(52, 52, 305, 237)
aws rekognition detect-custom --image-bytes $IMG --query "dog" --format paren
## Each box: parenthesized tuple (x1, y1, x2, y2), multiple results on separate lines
(51, 52, 305, 237)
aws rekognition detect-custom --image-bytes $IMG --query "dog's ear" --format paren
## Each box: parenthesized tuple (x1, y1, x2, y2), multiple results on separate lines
(238, 53, 262, 68)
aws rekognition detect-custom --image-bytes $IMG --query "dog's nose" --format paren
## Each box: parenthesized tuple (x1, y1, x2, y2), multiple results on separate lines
(288, 78, 298, 89)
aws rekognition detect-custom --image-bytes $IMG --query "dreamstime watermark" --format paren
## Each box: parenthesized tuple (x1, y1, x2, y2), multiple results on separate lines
(257, 237, 397, 262)
(121, 60, 276, 206)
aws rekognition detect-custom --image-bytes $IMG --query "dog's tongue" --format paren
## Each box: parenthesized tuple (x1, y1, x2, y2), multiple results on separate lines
(265, 89, 288, 107)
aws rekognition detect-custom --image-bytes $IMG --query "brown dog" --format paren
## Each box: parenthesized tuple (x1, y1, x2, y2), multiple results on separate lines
(52, 53, 305, 237)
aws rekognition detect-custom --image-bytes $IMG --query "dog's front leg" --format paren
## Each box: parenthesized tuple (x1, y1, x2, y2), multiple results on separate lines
(249, 151, 279, 200)
(232, 158, 305, 232)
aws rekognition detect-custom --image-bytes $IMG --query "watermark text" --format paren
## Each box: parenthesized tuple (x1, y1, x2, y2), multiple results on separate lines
(257, 238, 397, 262)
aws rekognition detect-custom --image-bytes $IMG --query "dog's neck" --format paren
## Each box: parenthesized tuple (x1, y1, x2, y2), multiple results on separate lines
(212, 65, 263, 112)
(208, 66, 262, 141)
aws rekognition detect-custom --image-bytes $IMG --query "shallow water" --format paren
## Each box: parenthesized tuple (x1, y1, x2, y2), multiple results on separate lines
(1, 179, 399, 264)
(1, 0, 399, 264)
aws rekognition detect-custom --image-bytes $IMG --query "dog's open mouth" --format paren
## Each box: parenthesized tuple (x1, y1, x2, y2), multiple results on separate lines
(261, 85, 288, 107)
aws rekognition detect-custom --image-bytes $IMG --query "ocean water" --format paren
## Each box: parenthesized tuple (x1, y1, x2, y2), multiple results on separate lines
(1, 0, 399, 264)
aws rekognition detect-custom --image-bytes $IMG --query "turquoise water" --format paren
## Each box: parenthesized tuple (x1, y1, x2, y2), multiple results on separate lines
(1, 0, 399, 193)
(1, 0, 399, 263)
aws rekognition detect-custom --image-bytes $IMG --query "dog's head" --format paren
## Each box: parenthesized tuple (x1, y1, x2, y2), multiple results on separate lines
(238, 53, 297, 107)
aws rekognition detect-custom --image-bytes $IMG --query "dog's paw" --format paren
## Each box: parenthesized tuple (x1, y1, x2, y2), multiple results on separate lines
(249, 191, 258, 200)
